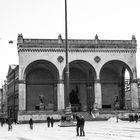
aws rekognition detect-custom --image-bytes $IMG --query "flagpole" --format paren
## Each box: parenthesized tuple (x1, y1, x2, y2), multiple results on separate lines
(58, 0, 76, 126)
(65, 0, 69, 107)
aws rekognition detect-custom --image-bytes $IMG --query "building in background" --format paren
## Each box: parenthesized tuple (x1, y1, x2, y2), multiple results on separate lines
(7, 64, 19, 123)
(0, 81, 8, 120)
(0, 88, 2, 116)
(138, 78, 140, 105)
(125, 78, 140, 110)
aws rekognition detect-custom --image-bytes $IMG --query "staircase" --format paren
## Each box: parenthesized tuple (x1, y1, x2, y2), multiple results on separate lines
(18, 109, 139, 123)
(72, 111, 109, 121)
(74, 111, 113, 121)
(73, 112, 94, 121)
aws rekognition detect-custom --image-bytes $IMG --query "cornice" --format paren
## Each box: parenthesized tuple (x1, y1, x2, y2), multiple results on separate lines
(19, 38, 136, 46)
(17, 37, 137, 53)
(18, 47, 136, 53)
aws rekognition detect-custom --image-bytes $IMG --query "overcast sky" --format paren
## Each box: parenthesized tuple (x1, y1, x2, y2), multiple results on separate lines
(0, 0, 140, 86)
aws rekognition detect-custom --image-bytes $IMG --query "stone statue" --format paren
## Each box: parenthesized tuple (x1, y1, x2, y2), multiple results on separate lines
(39, 95, 45, 110)
(69, 86, 79, 104)
(113, 95, 119, 109)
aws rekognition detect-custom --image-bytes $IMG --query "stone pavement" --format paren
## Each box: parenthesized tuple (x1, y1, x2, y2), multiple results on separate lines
(0, 119, 140, 140)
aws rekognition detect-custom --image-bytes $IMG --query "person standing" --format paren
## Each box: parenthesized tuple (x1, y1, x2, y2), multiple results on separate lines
(8, 118, 13, 131)
(129, 114, 131, 122)
(61, 115, 64, 122)
(89, 106, 92, 115)
(134, 114, 138, 123)
(29, 118, 33, 130)
(76, 114, 80, 136)
(50, 116, 54, 127)
(47, 116, 51, 127)
(1, 118, 4, 127)
(80, 116, 85, 136)
(116, 112, 119, 123)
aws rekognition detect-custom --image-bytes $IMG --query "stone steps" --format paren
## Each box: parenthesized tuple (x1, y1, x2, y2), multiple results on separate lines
(72, 112, 95, 121)
(18, 109, 140, 123)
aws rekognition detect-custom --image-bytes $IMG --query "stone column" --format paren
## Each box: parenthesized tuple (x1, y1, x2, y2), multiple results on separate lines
(53, 84, 57, 111)
(57, 79, 65, 110)
(87, 85, 94, 110)
(94, 79, 102, 109)
(18, 80, 26, 112)
(130, 80, 139, 109)
(130, 66, 139, 109)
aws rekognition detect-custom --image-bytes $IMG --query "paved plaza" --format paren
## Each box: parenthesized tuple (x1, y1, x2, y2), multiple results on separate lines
(0, 118, 140, 140)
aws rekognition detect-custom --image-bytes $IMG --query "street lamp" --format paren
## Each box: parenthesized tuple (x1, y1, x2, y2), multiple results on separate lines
(59, 0, 76, 127)
(65, 0, 70, 107)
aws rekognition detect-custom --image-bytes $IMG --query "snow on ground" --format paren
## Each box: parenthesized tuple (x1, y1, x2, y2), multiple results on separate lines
(0, 119, 140, 140)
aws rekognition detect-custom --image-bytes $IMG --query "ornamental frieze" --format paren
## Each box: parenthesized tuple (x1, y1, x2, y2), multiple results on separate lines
(18, 47, 136, 53)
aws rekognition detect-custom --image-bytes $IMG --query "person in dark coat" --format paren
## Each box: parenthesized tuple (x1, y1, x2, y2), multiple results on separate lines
(8, 118, 13, 131)
(131, 114, 134, 121)
(29, 118, 33, 130)
(89, 106, 92, 115)
(80, 116, 85, 136)
(129, 114, 131, 122)
(76, 114, 81, 136)
(61, 115, 64, 122)
(129, 114, 134, 122)
(1, 118, 4, 127)
(134, 114, 138, 123)
(47, 116, 51, 127)
(50, 116, 54, 127)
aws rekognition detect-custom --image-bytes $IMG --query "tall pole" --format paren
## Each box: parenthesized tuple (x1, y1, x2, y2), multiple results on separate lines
(65, 0, 69, 107)
(13, 69, 15, 122)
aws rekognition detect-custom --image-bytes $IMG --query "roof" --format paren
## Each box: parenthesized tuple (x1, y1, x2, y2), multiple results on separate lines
(7, 64, 18, 76)
(17, 34, 137, 53)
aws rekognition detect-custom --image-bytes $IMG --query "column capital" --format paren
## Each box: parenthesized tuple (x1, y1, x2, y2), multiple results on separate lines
(94, 79, 100, 83)
(58, 79, 64, 84)
(18, 79, 26, 84)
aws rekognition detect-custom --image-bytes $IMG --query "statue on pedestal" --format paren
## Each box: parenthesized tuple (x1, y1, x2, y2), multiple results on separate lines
(69, 86, 80, 105)
(39, 95, 45, 110)
(113, 95, 119, 110)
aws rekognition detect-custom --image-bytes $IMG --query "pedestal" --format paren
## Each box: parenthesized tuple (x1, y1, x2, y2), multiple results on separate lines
(58, 104, 76, 127)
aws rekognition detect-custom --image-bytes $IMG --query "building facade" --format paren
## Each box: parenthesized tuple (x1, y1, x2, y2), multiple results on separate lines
(0, 81, 8, 119)
(138, 78, 140, 105)
(16, 34, 139, 121)
(7, 65, 19, 122)
(125, 78, 140, 109)
(0, 88, 2, 116)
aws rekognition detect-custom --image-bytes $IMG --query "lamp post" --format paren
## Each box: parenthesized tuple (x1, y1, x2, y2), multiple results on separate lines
(65, 0, 70, 107)
(59, 0, 75, 126)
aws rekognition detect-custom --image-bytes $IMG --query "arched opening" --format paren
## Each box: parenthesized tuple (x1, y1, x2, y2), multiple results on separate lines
(100, 60, 132, 110)
(25, 60, 59, 111)
(63, 60, 96, 112)
(124, 69, 131, 109)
